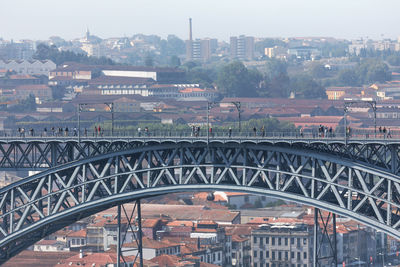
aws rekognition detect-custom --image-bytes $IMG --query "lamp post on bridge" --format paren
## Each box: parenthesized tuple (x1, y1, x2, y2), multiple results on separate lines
(231, 101, 242, 133)
(207, 101, 218, 144)
(344, 100, 377, 140)
(105, 102, 114, 136)
(77, 103, 87, 143)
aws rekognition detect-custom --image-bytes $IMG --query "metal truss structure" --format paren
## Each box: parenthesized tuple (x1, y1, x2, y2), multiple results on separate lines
(313, 208, 337, 267)
(0, 138, 400, 263)
(116, 200, 143, 267)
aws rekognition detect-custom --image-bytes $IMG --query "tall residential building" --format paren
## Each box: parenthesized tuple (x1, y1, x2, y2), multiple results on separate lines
(230, 35, 254, 61)
(186, 39, 213, 62)
(185, 18, 215, 62)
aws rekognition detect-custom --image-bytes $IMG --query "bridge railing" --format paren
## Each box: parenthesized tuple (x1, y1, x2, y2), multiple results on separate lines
(1, 128, 398, 140)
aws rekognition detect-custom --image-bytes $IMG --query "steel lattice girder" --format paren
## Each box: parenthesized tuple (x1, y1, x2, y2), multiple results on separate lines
(0, 142, 400, 263)
(0, 138, 399, 173)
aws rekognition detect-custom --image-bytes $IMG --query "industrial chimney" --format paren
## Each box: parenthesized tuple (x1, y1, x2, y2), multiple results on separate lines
(189, 18, 193, 41)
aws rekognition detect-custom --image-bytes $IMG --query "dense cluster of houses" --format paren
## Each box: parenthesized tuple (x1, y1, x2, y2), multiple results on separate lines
(3, 192, 393, 267)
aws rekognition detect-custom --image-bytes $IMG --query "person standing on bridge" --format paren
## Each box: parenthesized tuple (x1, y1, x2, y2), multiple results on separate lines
(261, 126, 265, 137)
(228, 127, 232, 138)
(94, 126, 98, 137)
(253, 127, 257, 137)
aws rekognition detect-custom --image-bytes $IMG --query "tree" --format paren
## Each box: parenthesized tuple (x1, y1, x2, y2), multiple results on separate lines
(144, 54, 154, 67)
(387, 54, 400, 66)
(186, 67, 216, 88)
(254, 38, 286, 55)
(337, 69, 359, 86)
(33, 43, 115, 65)
(290, 74, 326, 99)
(310, 63, 328, 79)
(216, 61, 260, 97)
(169, 55, 181, 67)
(257, 58, 290, 97)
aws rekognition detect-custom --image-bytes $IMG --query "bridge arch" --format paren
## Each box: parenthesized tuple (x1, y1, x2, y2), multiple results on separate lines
(0, 141, 400, 263)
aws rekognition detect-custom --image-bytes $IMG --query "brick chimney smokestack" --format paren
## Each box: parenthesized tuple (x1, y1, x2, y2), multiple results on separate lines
(189, 18, 193, 41)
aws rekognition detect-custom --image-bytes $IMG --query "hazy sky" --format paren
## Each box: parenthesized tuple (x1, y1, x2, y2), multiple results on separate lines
(1, 0, 399, 41)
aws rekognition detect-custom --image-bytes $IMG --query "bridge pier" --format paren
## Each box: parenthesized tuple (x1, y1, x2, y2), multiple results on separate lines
(116, 199, 144, 267)
(313, 208, 337, 267)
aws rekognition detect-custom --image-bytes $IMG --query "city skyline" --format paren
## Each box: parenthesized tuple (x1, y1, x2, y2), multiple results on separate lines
(1, 0, 400, 41)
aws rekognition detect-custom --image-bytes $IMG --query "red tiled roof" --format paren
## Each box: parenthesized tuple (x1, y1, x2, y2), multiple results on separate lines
(2, 251, 77, 267)
(67, 229, 87, 238)
(142, 218, 161, 228)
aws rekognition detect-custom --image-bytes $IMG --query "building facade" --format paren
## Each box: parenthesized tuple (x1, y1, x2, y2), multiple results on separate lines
(230, 36, 254, 61)
(251, 223, 313, 267)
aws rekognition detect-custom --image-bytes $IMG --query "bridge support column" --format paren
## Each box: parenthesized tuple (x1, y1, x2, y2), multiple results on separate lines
(313, 208, 337, 267)
(116, 200, 144, 267)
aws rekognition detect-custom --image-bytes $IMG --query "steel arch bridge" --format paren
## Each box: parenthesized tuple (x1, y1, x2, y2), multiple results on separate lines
(1, 137, 400, 263)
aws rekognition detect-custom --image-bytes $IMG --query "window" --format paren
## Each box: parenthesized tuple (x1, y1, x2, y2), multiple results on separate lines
(254, 251, 258, 257)
(254, 236, 257, 243)
(291, 252, 294, 259)
(278, 238, 281, 246)
(303, 252, 307, 259)
(285, 238, 288, 246)
(272, 251, 275, 260)
(291, 238, 294, 245)
(285, 251, 288, 260)
(254, 263, 258, 267)
(297, 238, 300, 247)
(272, 237, 275, 246)
(303, 238, 307, 245)
(297, 252, 301, 260)
(278, 251, 282, 260)
(72, 239, 75, 245)
(266, 237, 269, 244)
(266, 251, 269, 258)
(218, 252, 221, 261)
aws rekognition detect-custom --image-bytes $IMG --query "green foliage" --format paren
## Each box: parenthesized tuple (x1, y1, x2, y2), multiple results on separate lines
(144, 54, 154, 67)
(169, 55, 181, 67)
(258, 58, 290, 97)
(33, 44, 115, 65)
(332, 59, 391, 86)
(186, 67, 216, 88)
(320, 42, 348, 58)
(387, 54, 400, 66)
(240, 118, 295, 132)
(254, 39, 287, 55)
(290, 74, 326, 99)
(216, 61, 261, 97)
(264, 199, 286, 208)
(337, 68, 359, 86)
(8, 94, 37, 112)
(309, 63, 329, 79)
